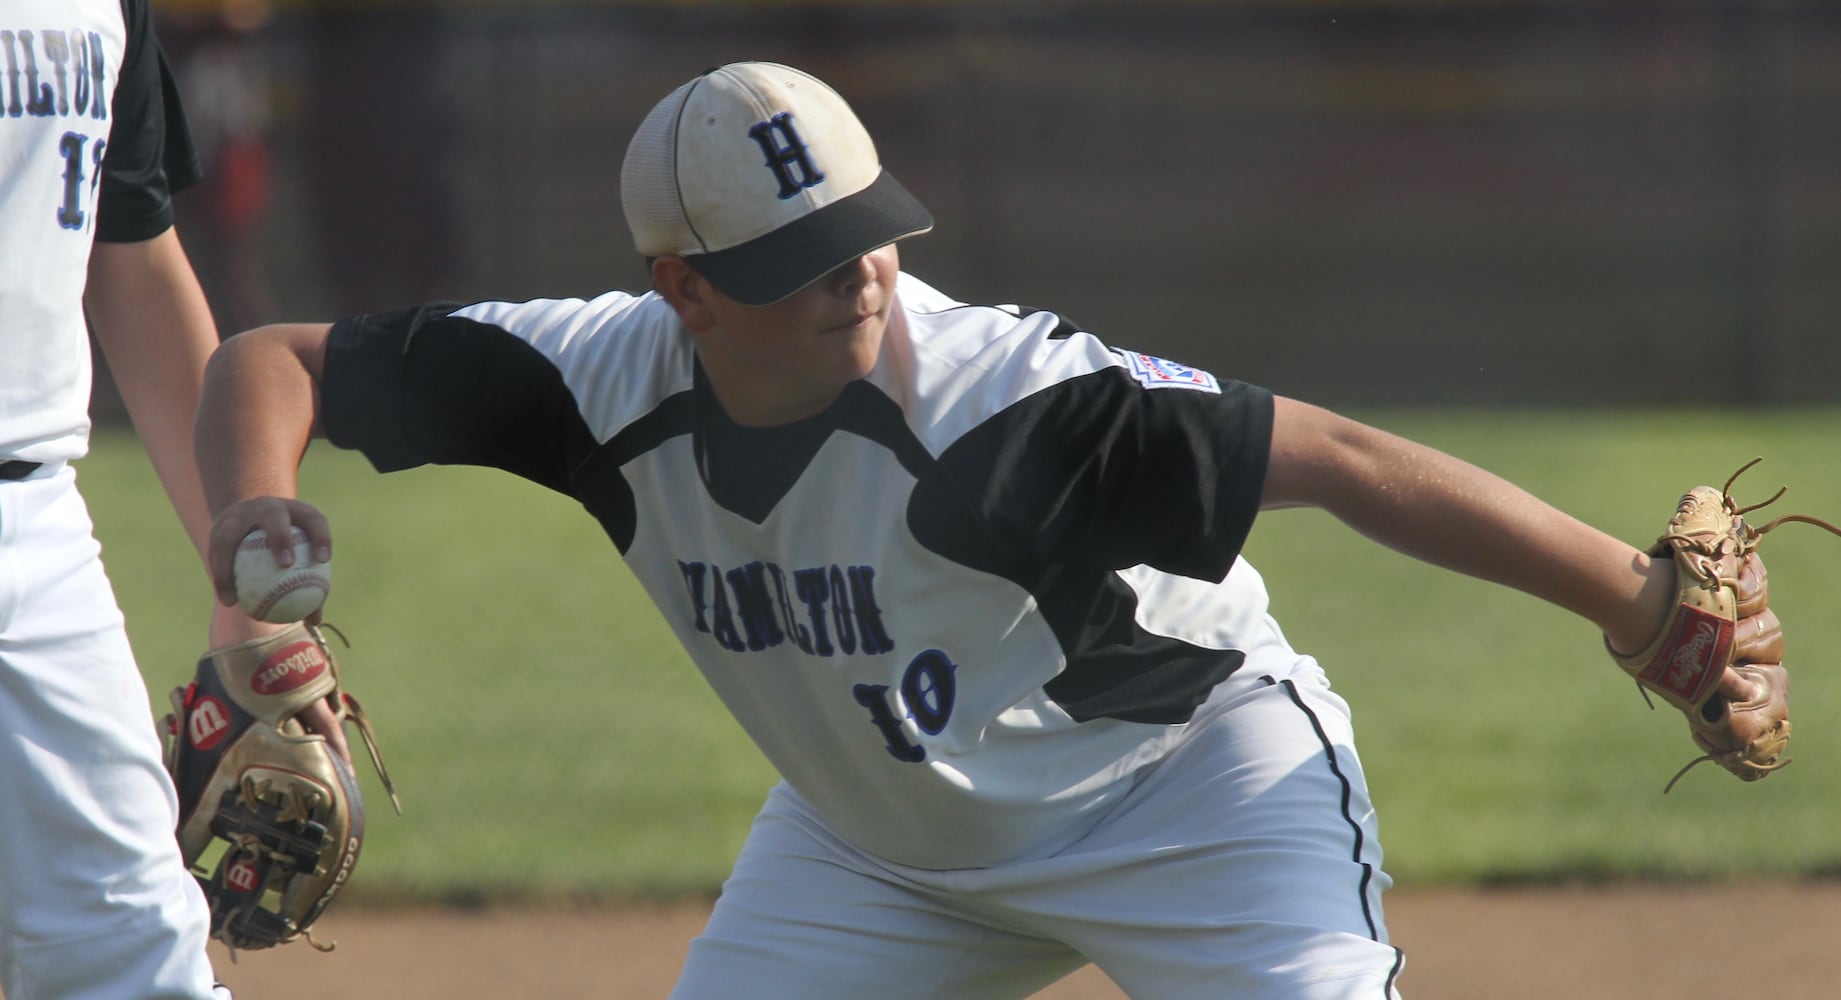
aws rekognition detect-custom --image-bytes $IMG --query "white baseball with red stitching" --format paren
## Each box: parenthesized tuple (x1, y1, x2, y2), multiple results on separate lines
(232, 527, 331, 623)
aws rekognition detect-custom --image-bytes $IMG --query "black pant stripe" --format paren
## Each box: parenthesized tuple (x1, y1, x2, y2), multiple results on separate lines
(1265, 675, 1407, 996)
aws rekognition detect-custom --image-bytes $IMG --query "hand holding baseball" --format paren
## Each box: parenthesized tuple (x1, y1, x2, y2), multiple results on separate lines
(234, 525, 331, 622)
(205, 496, 334, 614)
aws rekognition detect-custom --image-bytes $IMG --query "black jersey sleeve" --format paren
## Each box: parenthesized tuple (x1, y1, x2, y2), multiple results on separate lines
(320, 305, 600, 494)
(935, 368, 1273, 583)
(96, 0, 202, 243)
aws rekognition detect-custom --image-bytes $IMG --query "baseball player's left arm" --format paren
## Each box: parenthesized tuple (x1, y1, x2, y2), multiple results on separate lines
(1260, 395, 1681, 662)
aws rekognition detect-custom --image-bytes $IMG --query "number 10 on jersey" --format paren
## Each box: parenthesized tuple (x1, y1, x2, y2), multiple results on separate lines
(852, 649, 959, 762)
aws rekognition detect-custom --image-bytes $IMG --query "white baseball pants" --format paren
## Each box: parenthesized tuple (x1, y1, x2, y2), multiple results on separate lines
(673, 647, 1404, 999)
(0, 463, 223, 999)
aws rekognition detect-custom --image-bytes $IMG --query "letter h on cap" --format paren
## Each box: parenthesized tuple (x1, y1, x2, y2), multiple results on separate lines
(749, 112, 825, 200)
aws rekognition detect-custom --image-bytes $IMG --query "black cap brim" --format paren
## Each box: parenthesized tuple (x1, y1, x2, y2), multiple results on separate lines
(684, 171, 934, 306)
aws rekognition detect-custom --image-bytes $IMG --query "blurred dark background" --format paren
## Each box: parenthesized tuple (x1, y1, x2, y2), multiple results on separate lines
(119, 0, 1838, 414)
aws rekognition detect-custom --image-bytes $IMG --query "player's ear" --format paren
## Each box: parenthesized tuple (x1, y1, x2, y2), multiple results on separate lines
(651, 255, 717, 333)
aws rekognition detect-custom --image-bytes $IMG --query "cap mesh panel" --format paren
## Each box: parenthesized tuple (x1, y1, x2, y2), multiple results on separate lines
(621, 80, 697, 256)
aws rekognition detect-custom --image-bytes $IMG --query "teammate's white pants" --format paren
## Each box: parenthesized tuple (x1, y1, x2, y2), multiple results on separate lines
(0, 464, 223, 999)
(674, 645, 1403, 1000)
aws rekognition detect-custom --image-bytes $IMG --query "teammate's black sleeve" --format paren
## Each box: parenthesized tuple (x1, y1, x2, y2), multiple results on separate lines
(934, 369, 1273, 583)
(320, 306, 600, 495)
(96, 0, 202, 243)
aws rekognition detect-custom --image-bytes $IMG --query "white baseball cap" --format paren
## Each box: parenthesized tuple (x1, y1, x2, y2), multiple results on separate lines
(621, 62, 934, 306)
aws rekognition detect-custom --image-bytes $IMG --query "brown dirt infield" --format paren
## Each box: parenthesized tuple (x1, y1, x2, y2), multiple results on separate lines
(203, 882, 1841, 998)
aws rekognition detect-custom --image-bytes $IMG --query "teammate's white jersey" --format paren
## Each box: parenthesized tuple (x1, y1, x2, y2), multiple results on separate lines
(323, 273, 1276, 869)
(0, 0, 199, 462)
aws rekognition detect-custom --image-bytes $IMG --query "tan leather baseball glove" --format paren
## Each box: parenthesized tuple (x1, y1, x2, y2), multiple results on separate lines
(163, 622, 399, 952)
(1609, 459, 1840, 791)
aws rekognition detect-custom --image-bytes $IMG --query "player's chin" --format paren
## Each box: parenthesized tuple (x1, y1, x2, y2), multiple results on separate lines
(823, 322, 884, 376)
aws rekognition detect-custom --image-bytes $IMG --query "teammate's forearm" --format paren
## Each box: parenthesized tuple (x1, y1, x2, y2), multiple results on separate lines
(86, 232, 221, 562)
(1263, 397, 1673, 652)
(195, 323, 330, 515)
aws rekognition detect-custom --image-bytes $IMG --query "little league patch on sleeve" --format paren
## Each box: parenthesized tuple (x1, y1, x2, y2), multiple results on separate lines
(1115, 351, 1222, 393)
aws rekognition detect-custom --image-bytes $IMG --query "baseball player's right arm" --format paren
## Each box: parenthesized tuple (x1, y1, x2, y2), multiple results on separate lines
(195, 323, 337, 609)
(87, 230, 219, 563)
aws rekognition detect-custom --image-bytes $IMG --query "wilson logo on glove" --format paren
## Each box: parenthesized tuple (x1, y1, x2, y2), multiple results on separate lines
(251, 641, 328, 695)
(188, 696, 232, 751)
(225, 858, 261, 893)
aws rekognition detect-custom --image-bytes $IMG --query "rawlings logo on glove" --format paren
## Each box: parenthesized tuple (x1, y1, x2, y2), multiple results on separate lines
(1610, 459, 1841, 792)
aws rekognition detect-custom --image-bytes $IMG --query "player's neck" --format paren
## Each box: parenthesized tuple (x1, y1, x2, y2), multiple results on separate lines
(700, 364, 846, 428)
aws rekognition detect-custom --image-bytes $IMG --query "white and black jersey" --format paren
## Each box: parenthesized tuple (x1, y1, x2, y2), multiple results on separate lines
(322, 273, 1277, 869)
(0, 0, 200, 462)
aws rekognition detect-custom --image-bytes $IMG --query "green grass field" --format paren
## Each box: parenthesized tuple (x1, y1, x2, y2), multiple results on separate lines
(80, 408, 1841, 902)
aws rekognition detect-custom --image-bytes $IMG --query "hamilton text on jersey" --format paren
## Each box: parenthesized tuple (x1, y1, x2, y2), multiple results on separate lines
(0, 28, 110, 121)
(678, 559, 895, 658)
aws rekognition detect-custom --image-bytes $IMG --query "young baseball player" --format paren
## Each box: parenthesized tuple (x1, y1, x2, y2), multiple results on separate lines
(194, 62, 1763, 998)
(0, 2, 345, 996)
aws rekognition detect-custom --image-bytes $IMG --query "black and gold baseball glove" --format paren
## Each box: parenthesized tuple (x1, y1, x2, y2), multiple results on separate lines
(163, 622, 398, 952)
